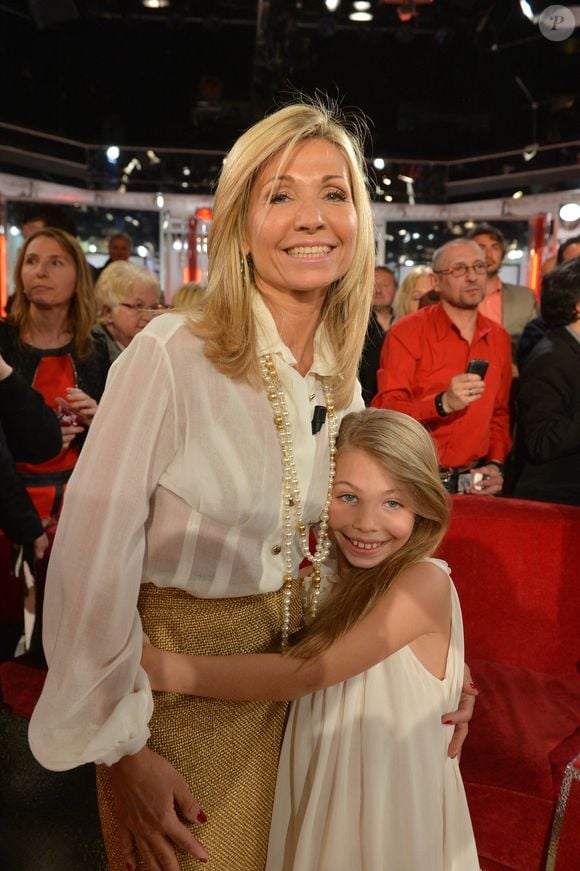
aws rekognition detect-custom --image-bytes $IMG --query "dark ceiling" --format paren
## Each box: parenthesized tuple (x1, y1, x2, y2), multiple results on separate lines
(1, 0, 579, 201)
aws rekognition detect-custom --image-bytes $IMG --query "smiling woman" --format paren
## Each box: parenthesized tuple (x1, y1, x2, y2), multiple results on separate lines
(29, 100, 475, 871)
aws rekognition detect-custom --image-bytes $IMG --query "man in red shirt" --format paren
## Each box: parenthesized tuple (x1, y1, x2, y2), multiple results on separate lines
(372, 239, 512, 495)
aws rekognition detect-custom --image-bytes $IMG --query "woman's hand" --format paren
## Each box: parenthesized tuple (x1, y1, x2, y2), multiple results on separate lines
(107, 745, 208, 870)
(442, 664, 478, 761)
(59, 422, 85, 449)
(63, 387, 98, 424)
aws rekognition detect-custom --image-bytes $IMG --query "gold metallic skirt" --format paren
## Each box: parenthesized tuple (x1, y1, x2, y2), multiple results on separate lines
(96, 583, 302, 871)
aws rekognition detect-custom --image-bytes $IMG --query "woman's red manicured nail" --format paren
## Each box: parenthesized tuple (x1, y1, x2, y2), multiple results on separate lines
(197, 810, 207, 824)
(443, 719, 453, 725)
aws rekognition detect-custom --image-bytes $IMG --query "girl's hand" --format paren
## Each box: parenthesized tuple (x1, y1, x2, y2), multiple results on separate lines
(141, 638, 171, 692)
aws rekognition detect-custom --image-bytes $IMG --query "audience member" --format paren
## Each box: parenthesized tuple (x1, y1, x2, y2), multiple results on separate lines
(359, 266, 396, 405)
(0, 353, 63, 658)
(171, 281, 205, 310)
(0, 228, 110, 658)
(467, 223, 537, 360)
(372, 239, 512, 496)
(94, 261, 162, 362)
(557, 234, 580, 265)
(393, 265, 434, 320)
(513, 259, 580, 506)
(96, 231, 133, 277)
(19, 204, 78, 240)
(515, 234, 580, 368)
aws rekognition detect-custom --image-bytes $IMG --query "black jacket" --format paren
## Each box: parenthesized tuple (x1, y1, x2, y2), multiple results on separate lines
(513, 327, 580, 506)
(0, 370, 63, 543)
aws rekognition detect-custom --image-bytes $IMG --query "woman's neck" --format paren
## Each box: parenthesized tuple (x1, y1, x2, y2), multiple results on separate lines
(261, 288, 326, 377)
(105, 322, 129, 349)
(23, 305, 72, 349)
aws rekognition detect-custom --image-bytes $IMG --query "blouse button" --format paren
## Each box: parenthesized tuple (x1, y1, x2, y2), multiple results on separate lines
(271, 544, 282, 555)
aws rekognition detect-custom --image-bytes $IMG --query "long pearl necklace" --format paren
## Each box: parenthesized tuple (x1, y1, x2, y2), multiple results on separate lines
(260, 354, 337, 649)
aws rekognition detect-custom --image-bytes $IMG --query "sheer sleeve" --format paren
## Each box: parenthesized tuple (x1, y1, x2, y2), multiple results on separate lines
(29, 329, 179, 770)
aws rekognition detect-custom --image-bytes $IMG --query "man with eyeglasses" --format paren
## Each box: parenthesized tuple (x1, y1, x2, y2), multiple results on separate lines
(467, 223, 537, 363)
(372, 239, 512, 496)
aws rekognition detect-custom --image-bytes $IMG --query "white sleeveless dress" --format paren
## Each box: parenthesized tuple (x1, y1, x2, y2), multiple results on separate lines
(266, 558, 480, 871)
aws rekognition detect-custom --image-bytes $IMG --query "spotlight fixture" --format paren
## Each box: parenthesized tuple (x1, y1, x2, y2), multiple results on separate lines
(522, 144, 538, 162)
(155, 193, 165, 208)
(512, 190, 524, 199)
(146, 149, 161, 165)
(559, 202, 580, 222)
(106, 145, 120, 163)
(373, 157, 385, 170)
(325, 0, 341, 10)
(519, 1, 535, 22)
(143, 0, 170, 8)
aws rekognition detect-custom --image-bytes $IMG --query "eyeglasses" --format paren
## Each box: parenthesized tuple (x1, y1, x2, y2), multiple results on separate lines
(119, 302, 170, 313)
(433, 262, 487, 278)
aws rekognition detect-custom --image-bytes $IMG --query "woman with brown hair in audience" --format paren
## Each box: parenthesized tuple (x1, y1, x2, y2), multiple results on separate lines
(0, 228, 109, 656)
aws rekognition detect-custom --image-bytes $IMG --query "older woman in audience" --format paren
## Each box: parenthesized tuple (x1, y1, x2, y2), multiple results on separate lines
(393, 265, 434, 320)
(94, 261, 162, 362)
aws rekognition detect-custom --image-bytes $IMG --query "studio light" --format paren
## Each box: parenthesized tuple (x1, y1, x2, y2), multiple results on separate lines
(373, 158, 385, 170)
(155, 193, 165, 209)
(559, 202, 580, 223)
(519, 1, 535, 23)
(512, 190, 524, 199)
(106, 145, 120, 163)
(325, 0, 340, 11)
(522, 144, 538, 162)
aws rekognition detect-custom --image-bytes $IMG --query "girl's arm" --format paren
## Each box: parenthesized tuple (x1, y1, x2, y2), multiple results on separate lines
(142, 560, 451, 701)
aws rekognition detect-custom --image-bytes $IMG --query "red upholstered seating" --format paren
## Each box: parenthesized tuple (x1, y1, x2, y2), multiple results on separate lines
(437, 495, 580, 871)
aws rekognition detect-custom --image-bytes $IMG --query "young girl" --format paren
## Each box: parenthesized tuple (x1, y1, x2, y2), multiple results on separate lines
(142, 409, 480, 870)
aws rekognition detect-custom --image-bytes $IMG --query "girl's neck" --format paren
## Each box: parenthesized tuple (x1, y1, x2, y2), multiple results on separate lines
(23, 305, 72, 349)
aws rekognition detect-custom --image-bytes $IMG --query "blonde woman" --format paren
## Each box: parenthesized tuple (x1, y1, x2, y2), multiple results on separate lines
(94, 261, 162, 361)
(393, 264, 435, 320)
(171, 281, 205, 310)
(30, 101, 473, 871)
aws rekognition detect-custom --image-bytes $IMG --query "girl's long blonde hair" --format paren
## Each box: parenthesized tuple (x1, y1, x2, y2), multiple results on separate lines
(190, 98, 375, 409)
(11, 227, 97, 359)
(291, 408, 450, 657)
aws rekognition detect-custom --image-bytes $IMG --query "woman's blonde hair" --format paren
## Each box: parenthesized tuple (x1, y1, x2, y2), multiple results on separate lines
(95, 261, 160, 320)
(190, 98, 375, 409)
(291, 408, 450, 657)
(393, 265, 433, 320)
(11, 227, 97, 358)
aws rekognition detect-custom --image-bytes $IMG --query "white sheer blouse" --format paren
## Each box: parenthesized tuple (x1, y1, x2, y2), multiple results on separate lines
(29, 295, 363, 770)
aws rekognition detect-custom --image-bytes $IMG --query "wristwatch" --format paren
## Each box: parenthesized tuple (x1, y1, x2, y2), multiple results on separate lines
(434, 393, 449, 418)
